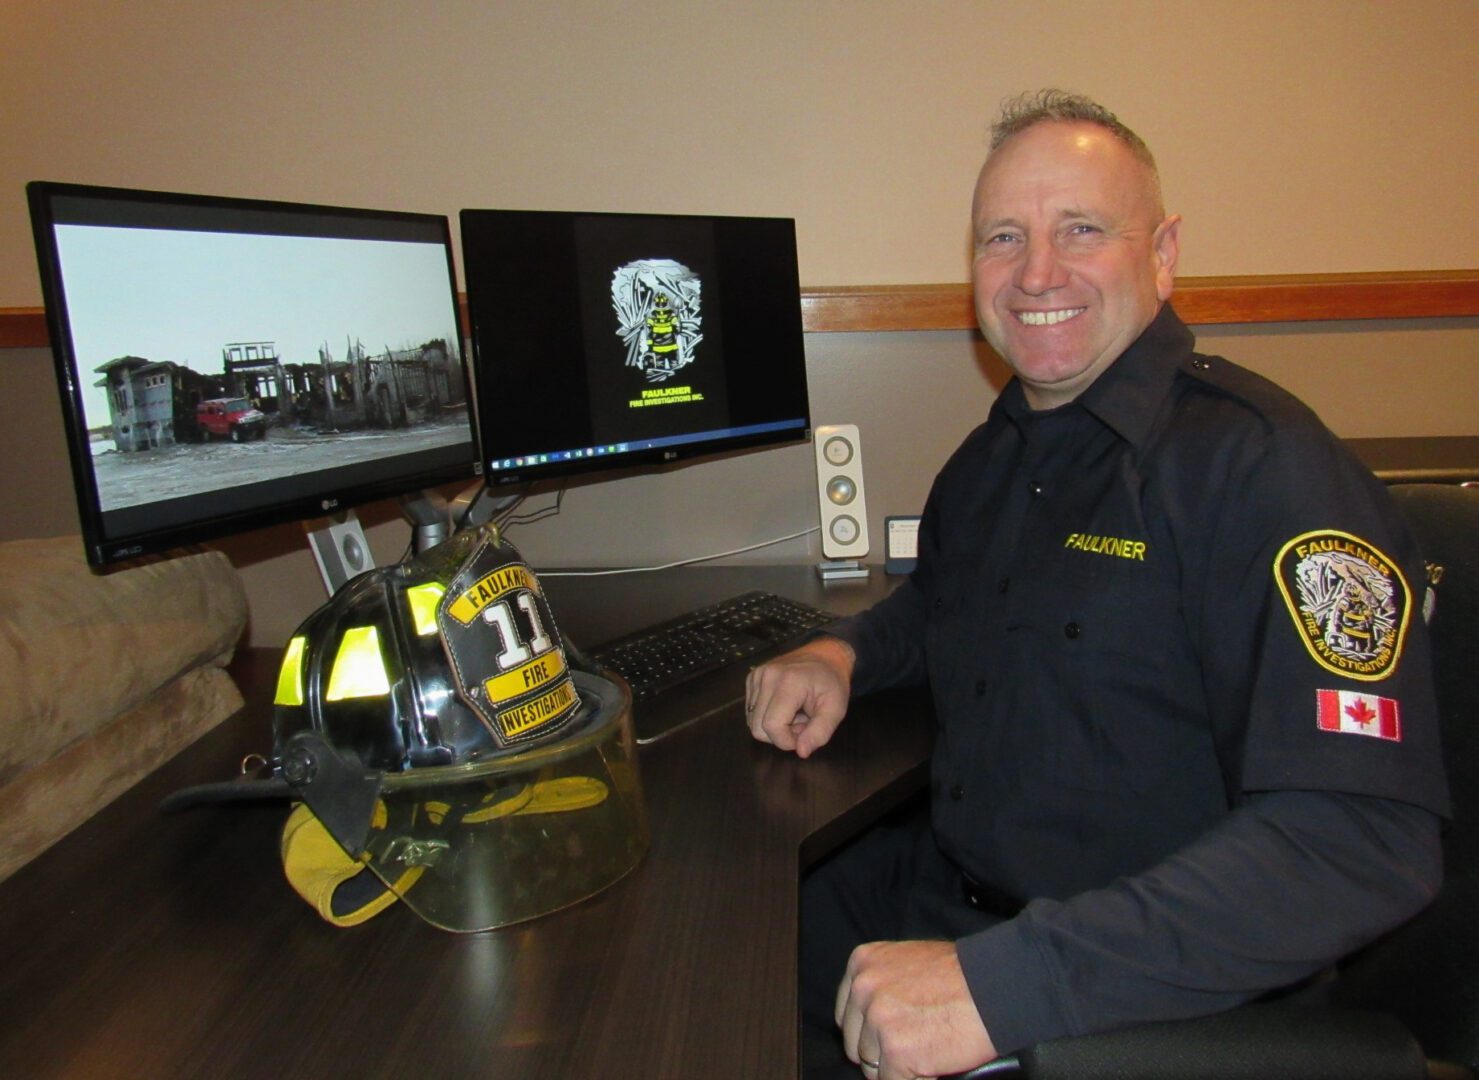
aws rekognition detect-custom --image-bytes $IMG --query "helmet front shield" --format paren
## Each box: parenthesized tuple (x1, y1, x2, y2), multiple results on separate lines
(284, 670, 646, 932)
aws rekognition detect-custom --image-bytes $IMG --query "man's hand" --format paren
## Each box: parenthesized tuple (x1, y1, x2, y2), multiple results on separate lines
(835, 940, 997, 1080)
(744, 636, 854, 757)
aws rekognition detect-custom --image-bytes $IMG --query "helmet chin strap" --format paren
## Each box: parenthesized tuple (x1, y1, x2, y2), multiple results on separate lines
(280, 731, 383, 857)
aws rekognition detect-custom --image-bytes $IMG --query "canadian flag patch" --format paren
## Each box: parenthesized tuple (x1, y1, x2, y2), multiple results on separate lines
(1316, 689, 1402, 742)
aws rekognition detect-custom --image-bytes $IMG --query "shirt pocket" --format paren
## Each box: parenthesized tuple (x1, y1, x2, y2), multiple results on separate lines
(1012, 569, 1199, 795)
(924, 553, 983, 689)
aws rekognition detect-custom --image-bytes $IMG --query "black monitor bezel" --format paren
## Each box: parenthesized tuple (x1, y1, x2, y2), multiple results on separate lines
(27, 180, 478, 567)
(460, 207, 812, 490)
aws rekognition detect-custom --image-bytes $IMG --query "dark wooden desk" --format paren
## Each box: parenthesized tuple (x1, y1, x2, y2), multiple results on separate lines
(0, 566, 932, 1079)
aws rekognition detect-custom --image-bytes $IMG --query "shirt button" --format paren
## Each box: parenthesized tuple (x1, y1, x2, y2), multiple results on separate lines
(974, 679, 987, 696)
(1065, 621, 1081, 639)
(1028, 481, 1044, 497)
(950, 784, 966, 801)
(997, 577, 1010, 594)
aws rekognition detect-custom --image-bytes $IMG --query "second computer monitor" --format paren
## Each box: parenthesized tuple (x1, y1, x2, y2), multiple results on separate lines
(460, 208, 812, 489)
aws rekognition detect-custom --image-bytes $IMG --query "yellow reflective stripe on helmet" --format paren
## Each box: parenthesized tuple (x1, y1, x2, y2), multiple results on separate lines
(405, 582, 446, 637)
(325, 625, 391, 701)
(275, 636, 308, 706)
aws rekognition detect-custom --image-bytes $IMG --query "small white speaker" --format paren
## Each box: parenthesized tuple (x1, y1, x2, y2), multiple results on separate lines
(814, 423, 869, 561)
(305, 512, 373, 596)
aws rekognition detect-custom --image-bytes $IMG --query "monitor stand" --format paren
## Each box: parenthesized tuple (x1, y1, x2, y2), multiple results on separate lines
(304, 492, 451, 597)
(306, 484, 526, 597)
(816, 558, 870, 583)
(398, 490, 455, 554)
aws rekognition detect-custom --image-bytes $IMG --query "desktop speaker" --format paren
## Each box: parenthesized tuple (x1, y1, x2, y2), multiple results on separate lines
(814, 423, 870, 560)
(306, 513, 373, 596)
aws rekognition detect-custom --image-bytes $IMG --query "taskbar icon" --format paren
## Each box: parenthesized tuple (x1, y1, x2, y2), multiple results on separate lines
(491, 444, 630, 472)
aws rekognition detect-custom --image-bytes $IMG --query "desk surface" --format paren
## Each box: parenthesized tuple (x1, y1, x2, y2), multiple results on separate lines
(0, 565, 931, 1080)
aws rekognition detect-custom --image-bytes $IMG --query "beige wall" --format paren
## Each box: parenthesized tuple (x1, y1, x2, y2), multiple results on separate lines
(3, 0, 1477, 297)
(3, 1, 1476, 646)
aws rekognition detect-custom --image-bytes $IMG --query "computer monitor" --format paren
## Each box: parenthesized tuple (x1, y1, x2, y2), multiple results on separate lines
(459, 209, 811, 489)
(27, 181, 477, 567)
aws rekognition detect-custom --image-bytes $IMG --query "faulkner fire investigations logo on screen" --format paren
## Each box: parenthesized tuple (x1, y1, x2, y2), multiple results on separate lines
(612, 259, 703, 386)
(1275, 529, 1411, 681)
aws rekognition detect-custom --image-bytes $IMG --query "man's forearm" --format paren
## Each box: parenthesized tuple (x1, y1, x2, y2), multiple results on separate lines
(956, 790, 1442, 1055)
(828, 575, 932, 695)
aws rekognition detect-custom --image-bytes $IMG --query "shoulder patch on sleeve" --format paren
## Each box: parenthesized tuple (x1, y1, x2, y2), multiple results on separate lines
(1274, 530, 1412, 681)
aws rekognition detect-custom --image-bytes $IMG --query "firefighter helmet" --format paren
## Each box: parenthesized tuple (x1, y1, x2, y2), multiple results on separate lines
(273, 521, 589, 771)
(168, 524, 647, 932)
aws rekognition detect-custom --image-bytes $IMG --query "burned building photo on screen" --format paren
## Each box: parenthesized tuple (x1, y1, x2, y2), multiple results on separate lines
(610, 259, 703, 383)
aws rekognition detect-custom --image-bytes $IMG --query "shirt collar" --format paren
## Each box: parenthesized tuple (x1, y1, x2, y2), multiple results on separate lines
(997, 303, 1195, 449)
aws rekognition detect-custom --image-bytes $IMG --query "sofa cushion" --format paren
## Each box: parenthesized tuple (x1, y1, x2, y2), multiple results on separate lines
(0, 665, 243, 882)
(0, 536, 249, 881)
(0, 538, 248, 783)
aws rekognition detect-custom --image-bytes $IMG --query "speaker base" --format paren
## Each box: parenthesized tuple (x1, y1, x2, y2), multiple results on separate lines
(816, 558, 871, 583)
(305, 512, 373, 596)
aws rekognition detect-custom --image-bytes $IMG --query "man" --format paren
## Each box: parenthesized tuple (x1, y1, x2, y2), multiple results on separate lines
(746, 90, 1448, 1080)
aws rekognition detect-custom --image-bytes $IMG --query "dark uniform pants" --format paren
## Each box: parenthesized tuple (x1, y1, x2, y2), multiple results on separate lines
(800, 808, 1004, 1078)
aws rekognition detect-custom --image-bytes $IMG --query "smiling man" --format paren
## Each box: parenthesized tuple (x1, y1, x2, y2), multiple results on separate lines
(747, 91, 1448, 1080)
(970, 113, 1179, 410)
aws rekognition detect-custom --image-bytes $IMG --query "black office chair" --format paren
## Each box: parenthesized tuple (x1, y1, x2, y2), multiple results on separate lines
(965, 482, 1479, 1080)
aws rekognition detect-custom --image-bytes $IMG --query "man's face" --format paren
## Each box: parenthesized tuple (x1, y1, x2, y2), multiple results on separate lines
(971, 121, 1180, 410)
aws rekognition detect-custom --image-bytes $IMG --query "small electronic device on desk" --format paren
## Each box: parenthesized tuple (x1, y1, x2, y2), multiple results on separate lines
(588, 591, 841, 743)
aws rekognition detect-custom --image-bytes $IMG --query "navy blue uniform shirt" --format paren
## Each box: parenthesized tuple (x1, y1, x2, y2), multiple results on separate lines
(831, 303, 1448, 1050)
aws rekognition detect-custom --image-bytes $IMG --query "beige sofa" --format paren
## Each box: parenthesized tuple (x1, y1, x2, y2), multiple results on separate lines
(0, 537, 249, 882)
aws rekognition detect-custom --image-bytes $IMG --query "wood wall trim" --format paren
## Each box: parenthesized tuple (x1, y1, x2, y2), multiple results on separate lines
(0, 307, 49, 349)
(3, 270, 1475, 347)
(799, 270, 1479, 332)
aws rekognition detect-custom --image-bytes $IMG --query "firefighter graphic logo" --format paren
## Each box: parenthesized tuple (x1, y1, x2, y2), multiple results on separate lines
(1275, 529, 1412, 681)
(612, 259, 702, 383)
(437, 537, 579, 748)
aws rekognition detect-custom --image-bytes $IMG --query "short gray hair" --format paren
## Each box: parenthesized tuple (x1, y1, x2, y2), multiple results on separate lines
(989, 89, 1162, 208)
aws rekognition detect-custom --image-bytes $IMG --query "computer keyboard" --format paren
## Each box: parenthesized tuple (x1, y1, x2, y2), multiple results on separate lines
(588, 591, 841, 741)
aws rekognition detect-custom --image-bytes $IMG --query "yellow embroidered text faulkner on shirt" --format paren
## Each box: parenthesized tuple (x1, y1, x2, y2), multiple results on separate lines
(1063, 533, 1147, 561)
